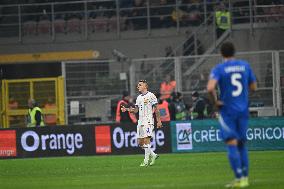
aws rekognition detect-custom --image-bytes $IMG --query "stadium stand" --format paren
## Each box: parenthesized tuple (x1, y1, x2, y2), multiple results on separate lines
(0, 0, 284, 125)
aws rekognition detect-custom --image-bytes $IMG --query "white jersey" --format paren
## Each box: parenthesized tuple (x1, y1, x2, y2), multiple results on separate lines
(135, 91, 158, 126)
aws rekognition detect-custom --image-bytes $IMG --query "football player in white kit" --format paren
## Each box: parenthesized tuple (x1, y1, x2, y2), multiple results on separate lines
(121, 80, 163, 167)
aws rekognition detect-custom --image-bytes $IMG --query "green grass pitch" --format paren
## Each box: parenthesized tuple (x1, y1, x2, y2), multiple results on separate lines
(0, 151, 283, 189)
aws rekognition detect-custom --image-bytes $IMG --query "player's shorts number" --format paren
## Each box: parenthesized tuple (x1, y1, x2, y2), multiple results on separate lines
(146, 128, 150, 134)
(231, 73, 243, 97)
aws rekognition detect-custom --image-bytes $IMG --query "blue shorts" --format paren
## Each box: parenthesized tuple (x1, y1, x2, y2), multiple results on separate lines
(218, 111, 248, 142)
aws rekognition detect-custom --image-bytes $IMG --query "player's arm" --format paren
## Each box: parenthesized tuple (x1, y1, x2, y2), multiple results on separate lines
(153, 104, 163, 128)
(129, 106, 139, 113)
(207, 79, 223, 108)
(121, 105, 138, 113)
(248, 64, 257, 92)
(250, 82, 257, 91)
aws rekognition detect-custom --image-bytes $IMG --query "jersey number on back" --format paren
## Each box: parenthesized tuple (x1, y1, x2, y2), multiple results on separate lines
(231, 73, 243, 97)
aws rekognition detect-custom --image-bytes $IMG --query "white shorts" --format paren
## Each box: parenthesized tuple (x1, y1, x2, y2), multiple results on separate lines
(137, 124, 154, 139)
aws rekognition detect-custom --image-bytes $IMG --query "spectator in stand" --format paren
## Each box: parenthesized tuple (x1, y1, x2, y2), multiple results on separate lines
(151, 0, 173, 28)
(254, 0, 283, 23)
(183, 0, 202, 26)
(54, 14, 65, 33)
(27, 99, 44, 127)
(37, 14, 51, 35)
(116, 91, 137, 123)
(171, 7, 187, 26)
(156, 92, 171, 122)
(170, 92, 188, 120)
(215, 3, 231, 38)
(131, 0, 147, 30)
(190, 91, 207, 120)
(44, 97, 57, 126)
(93, 6, 109, 32)
(206, 0, 220, 12)
(160, 75, 176, 101)
(233, 1, 249, 24)
(66, 13, 82, 33)
(270, 2, 281, 22)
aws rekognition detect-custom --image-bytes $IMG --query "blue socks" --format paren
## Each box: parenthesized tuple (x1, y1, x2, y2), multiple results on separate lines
(227, 145, 243, 179)
(238, 142, 249, 177)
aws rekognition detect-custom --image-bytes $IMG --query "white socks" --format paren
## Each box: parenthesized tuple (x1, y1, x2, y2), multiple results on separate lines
(148, 145, 156, 157)
(143, 144, 156, 163)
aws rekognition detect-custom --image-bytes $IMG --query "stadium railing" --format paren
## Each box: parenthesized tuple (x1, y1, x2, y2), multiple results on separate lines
(0, 0, 282, 43)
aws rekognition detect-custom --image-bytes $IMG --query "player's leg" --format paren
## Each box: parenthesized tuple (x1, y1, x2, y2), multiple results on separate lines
(139, 137, 149, 167)
(146, 125, 159, 165)
(237, 141, 249, 187)
(141, 125, 154, 166)
(137, 125, 148, 166)
(149, 143, 159, 166)
(237, 114, 250, 187)
(225, 139, 243, 186)
(219, 113, 243, 187)
(137, 125, 144, 148)
(143, 137, 151, 164)
(143, 135, 159, 166)
(138, 138, 144, 148)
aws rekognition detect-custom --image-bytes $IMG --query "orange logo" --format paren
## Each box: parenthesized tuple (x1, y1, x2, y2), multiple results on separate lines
(95, 126, 111, 154)
(0, 130, 17, 157)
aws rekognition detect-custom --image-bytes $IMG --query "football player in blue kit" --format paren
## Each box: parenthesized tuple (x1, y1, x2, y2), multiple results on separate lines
(207, 42, 257, 188)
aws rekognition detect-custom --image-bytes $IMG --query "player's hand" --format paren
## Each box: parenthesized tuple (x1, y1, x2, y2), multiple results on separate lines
(121, 106, 127, 112)
(129, 107, 135, 113)
(157, 121, 163, 128)
(215, 100, 224, 110)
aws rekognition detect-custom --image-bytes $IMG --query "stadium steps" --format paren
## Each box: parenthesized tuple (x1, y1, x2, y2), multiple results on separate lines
(183, 29, 231, 77)
(141, 14, 215, 83)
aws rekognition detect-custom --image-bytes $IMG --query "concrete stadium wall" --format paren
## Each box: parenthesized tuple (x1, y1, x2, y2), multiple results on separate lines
(0, 28, 186, 59)
(0, 26, 283, 59)
(230, 27, 284, 52)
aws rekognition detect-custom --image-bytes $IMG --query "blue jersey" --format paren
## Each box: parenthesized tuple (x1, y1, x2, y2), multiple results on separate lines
(210, 59, 256, 114)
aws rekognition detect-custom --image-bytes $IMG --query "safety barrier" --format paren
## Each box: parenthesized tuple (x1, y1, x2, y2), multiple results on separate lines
(0, 117, 283, 159)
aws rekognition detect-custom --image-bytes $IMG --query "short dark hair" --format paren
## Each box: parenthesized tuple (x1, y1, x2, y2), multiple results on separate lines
(138, 79, 148, 88)
(220, 42, 235, 58)
(139, 79, 147, 84)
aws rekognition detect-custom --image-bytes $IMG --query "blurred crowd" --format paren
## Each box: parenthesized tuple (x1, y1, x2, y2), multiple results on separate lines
(0, 0, 205, 35)
(1, 0, 282, 36)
